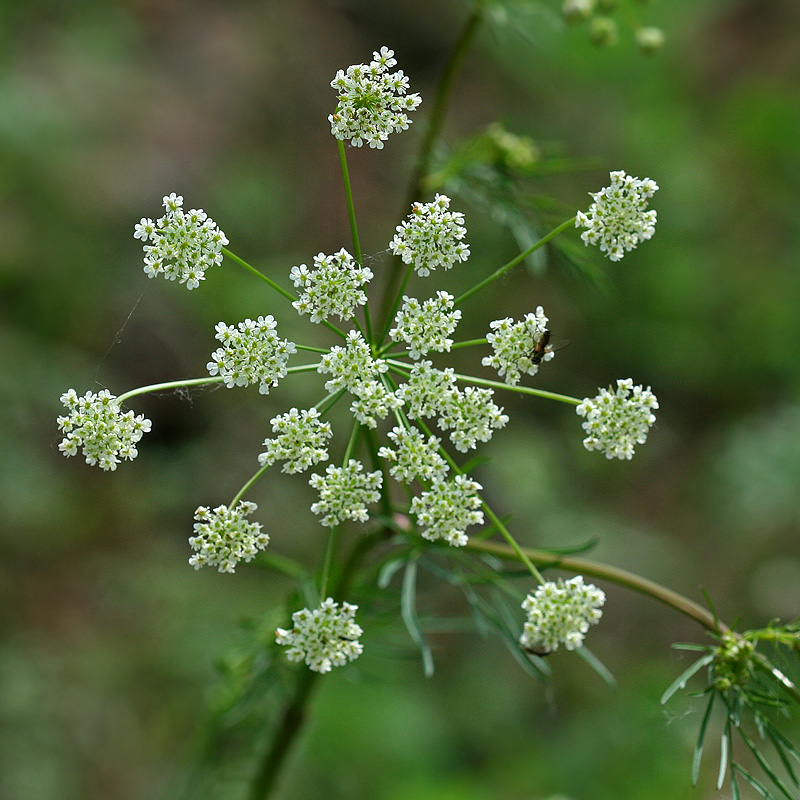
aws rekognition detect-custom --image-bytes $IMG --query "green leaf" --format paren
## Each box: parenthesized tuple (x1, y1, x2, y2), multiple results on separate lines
(737, 724, 796, 800)
(575, 645, 616, 687)
(718, 720, 731, 791)
(401, 556, 434, 677)
(733, 762, 776, 799)
(377, 556, 407, 589)
(692, 691, 716, 786)
(661, 653, 714, 705)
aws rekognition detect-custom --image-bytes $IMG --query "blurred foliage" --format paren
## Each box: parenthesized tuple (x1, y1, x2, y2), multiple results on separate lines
(2, 0, 800, 798)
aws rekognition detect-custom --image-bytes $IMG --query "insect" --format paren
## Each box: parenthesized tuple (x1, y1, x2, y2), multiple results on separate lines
(530, 329, 569, 365)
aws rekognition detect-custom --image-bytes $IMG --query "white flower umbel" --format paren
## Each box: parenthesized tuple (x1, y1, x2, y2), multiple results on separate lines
(258, 408, 333, 473)
(395, 360, 457, 420)
(438, 386, 509, 453)
(290, 249, 373, 323)
(189, 501, 269, 573)
(482, 307, 552, 385)
(576, 378, 659, 460)
(276, 598, 364, 673)
(349, 380, 401, 429)
(134, 193, 228, 289)
(329, 46, 422, 149)
(207, 315, 296, 394)
(318, 330, 386, 394)
(378, 426, 449, 484)
(389, 292, 462, 359)
(520, 576, 605, 654)
(575, 170, 658, 261)
(410, 475, 484, 547)
(57, 389, 152, 471)
(309, 459, 383, 527)
(389, 194, 470, 277)
(318, 331, 399, 428)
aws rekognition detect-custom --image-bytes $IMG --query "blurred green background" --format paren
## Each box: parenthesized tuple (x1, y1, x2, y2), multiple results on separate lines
(3, 0, 800, 798)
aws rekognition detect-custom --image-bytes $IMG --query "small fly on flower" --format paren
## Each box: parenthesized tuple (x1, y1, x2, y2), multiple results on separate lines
(530, 330, 569, 365)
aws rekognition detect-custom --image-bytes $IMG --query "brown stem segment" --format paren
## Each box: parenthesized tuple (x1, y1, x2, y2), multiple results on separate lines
(465, 539, 726, 634)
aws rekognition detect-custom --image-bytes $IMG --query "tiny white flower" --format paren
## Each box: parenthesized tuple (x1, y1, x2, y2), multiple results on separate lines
(394, 360, 457, 420)
(189, 501, 269, 573)
(576, 378, 658, 459)
(378, 426, 449, 484)
(437, 386, 509, 452)
(309, 459, 382, 527)
(318, 330, 386, 395)
(389, 194, 470, 277)
(207, 315, 296, 394)
(57, 389, 151, 471)
(258, 408, 333, 473)
(348, 379, 402, 429)
(136, 193, 228, 289)
(276, 597, 364, 673)
(389, 292, 462, 359)
(410, 475, 484, 547)
(520, 576, 605, 654)
(329, 47, 421, 149)
(576, 170, 658, 261)
(290, 248, 372, 323)
(482, 307, 552, 385)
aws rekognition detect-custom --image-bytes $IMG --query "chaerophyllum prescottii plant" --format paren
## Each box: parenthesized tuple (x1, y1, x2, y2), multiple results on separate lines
(56, 40, 800, 800)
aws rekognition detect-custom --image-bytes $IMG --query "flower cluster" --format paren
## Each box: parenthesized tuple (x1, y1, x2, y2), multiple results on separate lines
(276, 598, 364, 673)
(395, 360, 457, 420)
(329, 46, 421, 149)
(575, 170, 658, 261)
(438, 386, 509, 452)
(133, 193, 228, 289)
(410, 475, 484, 547)
(389, 195, 470, 277)
(482, 307, 552, 385)
(389, 292, 462, 359)
(258, 408, 332, 473)
(207, 315, 296, 394)
(290, 249, 373, 323)
(520, 576, 606, 654)
(188, 501, 269, 573)
(57, 389, 151, 471)
(318, 331, 399, 428)
(576, 378, 659, 460)
(377, 426, 449, 484)
(309, 459, 383, 527)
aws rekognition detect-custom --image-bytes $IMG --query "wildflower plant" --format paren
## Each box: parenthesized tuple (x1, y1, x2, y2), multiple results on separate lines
(57, 31, 800, 800)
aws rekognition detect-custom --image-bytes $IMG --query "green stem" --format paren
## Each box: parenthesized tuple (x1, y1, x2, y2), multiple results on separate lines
(377, 262, 414, 348)
(319, 421, 363, 597)
(450, 338, 488, 350)
(481, 503, 546, 584)
(319, 525, 340, 601)
(248, 668, 318, 800)
(337, 140, 363, 267)
(385, 359, 582, 406)
(223, 247, 347, 341)
(454, 216, 576, 307)
(223, 247, 297, 303)
(118, 376, 223, 404)
(405, 3, 486, 208)
(450, 371, 582, 406)
(377, 3, 486, 336)
(247, 531, 388, 800)
(337, 140, 374, 343)
(465, 538, 724, 634)
(229, 462, 271, 508)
